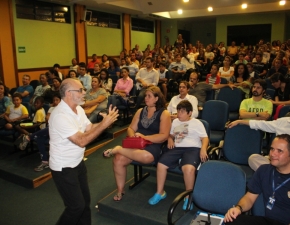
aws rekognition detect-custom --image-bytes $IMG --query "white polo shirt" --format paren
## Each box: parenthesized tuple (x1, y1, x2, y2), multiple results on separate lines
(49, 100, 91, 171)
(136, 67, 159, 90)
(167, 94, 199, 118)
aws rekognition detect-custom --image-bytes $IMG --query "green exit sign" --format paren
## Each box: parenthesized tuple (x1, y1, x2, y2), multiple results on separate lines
(18, 46, 26, 53)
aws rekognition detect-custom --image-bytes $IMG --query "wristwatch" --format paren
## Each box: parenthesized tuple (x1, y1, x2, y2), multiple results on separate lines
(235, 204, 243, 213)
(256, 112, 259, 117)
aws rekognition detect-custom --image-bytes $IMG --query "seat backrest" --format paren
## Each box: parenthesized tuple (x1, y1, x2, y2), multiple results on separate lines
(9, 87, 17, 96)
(129, 84, 137, 96)
(22, 102, 32, 118)
(266, 88, 275, 100)
(43, 104, 50, 114)
(109, 75, 119, 83)
(217, 87, 244, 112)
(223, 125, 263, 165)
(201, 100, 229, 130)
(278, 105, 290, 118)
(198, 119, 210, 140)
(251, 194, 265, 216)
(205, 90, 214, 101)
(29, 80, 40, 90)
(266, 78, 275, 90)
(220, 77, 228, 84)
(192, 160, 246, 215)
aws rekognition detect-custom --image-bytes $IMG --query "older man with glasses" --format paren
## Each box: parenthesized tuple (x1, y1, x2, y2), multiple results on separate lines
(49, 78, 118, 225)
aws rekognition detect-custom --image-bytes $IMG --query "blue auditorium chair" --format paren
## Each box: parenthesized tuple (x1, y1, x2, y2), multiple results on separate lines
(209, 124, 263, 181)
(201, 100, 229, 146)
(167, 161, 246, 225)
(217, 87, 244, 121)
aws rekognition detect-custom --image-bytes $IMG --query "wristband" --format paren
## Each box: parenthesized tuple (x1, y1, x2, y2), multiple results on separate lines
(235, 204, 243, 213)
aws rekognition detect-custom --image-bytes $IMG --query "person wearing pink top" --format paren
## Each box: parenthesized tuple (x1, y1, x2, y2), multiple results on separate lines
(109, 67, 133, 107)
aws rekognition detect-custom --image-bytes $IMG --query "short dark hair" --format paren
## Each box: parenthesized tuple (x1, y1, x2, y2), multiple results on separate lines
(159, 62, 166, 67)
(145, 57, 154, 63)
(52, 77, 62, 84)
(121, 67, 129, 73)
(253, 79, 267, 90)
(12, 92, 22, 99)
(270, 72, 285, 83)
(177, 100, 193, 114)
(255, 52, 263, 58)
(179, 81, 190, 89)
(34, 96, 44, 104)
(275, 134, 290, 153)
(52, 93, 61, 100)
(53, 63, 60, 68)
(79, 62, 86, 69)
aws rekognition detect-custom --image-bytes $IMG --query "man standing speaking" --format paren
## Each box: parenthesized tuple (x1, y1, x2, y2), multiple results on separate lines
(49, 78, 118, 225)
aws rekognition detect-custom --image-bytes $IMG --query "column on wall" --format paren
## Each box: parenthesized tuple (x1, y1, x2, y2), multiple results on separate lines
(74, 4, 88, 64)
(0, 0, 18, 88)
(122, 14, 131, 52)
(155, 20, 161, 47)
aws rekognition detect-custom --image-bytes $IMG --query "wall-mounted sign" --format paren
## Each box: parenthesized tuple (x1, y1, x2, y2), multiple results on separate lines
(18, 46, 26, 53)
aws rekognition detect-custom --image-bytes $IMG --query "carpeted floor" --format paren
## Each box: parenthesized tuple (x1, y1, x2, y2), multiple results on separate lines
(0, 132, 132, 225)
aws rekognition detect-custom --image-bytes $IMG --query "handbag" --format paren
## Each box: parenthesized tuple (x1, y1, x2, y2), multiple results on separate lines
(122, 136, 152, 149)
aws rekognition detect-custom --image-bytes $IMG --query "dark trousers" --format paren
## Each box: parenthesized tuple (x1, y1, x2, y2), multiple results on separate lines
(226, 215, 284, 225)
(29, 128, 49, 161)
(136, 88, 146, 108)
(51, 160, 91, 225)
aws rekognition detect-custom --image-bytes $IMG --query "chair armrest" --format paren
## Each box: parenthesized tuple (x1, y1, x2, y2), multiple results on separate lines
(208, 146, 222, 160)
(167, 189, 193, 225)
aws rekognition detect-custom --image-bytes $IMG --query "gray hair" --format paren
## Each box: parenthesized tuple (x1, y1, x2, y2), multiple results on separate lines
(59, 79, 71, 98)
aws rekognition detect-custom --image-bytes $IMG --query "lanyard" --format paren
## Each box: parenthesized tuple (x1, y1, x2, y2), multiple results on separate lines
(271, 169, 290, 197)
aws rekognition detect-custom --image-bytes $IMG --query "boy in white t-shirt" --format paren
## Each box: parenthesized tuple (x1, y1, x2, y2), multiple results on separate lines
(148, 100, 209, 209)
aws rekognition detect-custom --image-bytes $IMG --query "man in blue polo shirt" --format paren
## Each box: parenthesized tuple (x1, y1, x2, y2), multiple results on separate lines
(224, 134, 290, 225)
(15, 74, 34, 103)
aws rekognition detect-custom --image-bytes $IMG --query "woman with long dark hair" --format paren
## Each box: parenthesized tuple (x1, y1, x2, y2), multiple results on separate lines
(107, 57, 120, 77)
(99, 69, 113, 94)
(100, 54, 109, 69)
(103, 86, 171, 201)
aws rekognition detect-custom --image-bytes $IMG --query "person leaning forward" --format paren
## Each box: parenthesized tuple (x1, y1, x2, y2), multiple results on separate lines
(49, 78, 118, 225)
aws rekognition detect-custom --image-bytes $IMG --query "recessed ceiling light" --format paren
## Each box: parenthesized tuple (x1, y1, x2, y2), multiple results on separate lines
(242, 3, 247, 9)
(279, 0, 286, 5)
(177, 9, 183, 14)
(208, 7, 213, 12)
(183, 0, 189, 2)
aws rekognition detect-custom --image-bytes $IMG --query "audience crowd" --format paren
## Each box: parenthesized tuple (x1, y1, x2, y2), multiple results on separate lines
(1, 35, 290, 224)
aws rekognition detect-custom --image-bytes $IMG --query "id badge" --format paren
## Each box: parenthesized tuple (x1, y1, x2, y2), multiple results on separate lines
(266, 196, 275, 210)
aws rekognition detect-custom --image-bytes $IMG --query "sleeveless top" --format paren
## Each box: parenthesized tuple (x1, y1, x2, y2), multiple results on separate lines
(137, 106, 164, 135)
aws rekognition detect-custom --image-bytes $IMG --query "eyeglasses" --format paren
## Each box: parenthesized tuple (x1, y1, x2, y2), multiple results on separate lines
(68, 88, 84, 93)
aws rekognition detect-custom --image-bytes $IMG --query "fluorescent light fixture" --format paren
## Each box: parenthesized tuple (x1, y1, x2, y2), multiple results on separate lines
(183, 0, 189, 2)
(241, 3, 247, 9)
(208, 7, 213, 12)
(177, 9, 183, 14)
(279, 0, 286, 5)
(152, 12, 171, 18)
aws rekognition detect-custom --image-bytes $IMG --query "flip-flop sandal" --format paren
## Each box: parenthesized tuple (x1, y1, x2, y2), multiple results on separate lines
(113, 193, 125, 202)
(103, 149, 114, 158)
